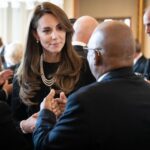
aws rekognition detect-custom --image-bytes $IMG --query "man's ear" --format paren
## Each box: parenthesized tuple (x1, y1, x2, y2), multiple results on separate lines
(94, 51, 102, 65)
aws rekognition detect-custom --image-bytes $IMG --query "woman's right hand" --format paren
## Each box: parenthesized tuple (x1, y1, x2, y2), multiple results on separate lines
(20, 113, 38, 133)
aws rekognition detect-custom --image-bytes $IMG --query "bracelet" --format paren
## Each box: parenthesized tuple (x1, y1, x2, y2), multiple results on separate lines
(20, 120, 27, 134)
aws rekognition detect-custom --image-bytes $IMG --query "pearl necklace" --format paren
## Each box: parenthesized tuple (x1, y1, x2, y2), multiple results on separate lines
(40, 54, 55, 87)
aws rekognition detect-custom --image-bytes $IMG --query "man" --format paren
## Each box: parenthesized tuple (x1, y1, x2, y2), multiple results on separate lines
(143, 6, 150, 36)
(72, 16, 99, 57)
(33, 21, 150, 150)
(133, 7, 150, 80)
(133, 39, 150, 78)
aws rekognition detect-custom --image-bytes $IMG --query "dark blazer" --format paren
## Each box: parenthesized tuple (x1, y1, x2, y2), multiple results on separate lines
(133, 55, 150, 80)
(33, 67, 150, 150)
(0, 101, 31, 150)
(73, 45, 87, 58)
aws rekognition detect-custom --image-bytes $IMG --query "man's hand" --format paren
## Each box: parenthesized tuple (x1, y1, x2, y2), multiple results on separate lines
(2, 80, 13, 95)
(40, 89, 67, 118)
(0, 69, 13, 85)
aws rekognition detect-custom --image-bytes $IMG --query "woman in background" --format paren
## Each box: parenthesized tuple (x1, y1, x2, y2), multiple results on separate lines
(11, 2, 95, 149)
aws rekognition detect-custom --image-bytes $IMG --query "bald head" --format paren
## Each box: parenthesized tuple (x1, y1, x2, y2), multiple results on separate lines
(72, 16, 99, 44)
(143, 7, 150, 36)
(87, 21, 135, 78)
(97, 21, 134, 57)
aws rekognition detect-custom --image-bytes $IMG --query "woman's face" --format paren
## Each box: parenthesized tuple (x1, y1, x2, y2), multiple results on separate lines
(35, 13, 66, 55)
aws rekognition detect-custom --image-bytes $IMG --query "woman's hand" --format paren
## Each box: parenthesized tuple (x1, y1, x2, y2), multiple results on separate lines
(20, 113, 38, 133)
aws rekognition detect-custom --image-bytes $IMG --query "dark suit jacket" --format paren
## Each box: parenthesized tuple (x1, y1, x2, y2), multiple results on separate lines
(133, 55, 150, 80)
(73, 45, 87, 58)
(0, 101, 31, 150)
(33, 67, 150, 150)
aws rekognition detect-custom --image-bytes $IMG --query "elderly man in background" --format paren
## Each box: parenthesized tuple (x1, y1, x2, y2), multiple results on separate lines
(144, 6, 150, 36)
(134, 6, 150, 80)
(72, 15, 99, 57)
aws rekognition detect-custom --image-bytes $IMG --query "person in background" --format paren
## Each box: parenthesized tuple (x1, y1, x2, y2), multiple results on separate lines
(4, 41, 24, 73)
(133, 39, 143, 63)
(0, 37, 4, 54)
(72, 16, 99, 57)
(138, 6, 150, 80)
(0, 69, 13, 103)
(144, 6, 150, 37)
(0, 101, 31, 150)
(0, 37, 7, 70)
(11, 2, 95, 149)
(133, 39, 150, 79)
(2, 42, 23, 105)
(33, 21, 150, 150)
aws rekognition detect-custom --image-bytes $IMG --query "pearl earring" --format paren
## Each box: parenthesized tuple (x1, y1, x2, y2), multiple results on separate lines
(36, 40, 39, 43)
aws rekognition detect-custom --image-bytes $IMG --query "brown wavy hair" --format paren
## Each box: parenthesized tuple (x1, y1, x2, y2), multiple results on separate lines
(17, 2, 83, 105)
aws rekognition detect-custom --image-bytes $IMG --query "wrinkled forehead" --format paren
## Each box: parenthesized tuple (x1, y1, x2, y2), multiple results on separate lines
(88, 30, 103, 49)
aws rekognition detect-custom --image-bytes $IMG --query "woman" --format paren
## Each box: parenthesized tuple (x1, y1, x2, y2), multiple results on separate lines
(11, 2, 95, 148)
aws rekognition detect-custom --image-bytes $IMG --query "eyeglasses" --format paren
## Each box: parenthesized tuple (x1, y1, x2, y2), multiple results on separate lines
(83, 46, 103, 55)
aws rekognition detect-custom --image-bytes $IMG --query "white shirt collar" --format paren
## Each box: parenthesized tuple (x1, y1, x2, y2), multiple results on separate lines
(97, 72, 109, 82)
(72, 41, 86, 47)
